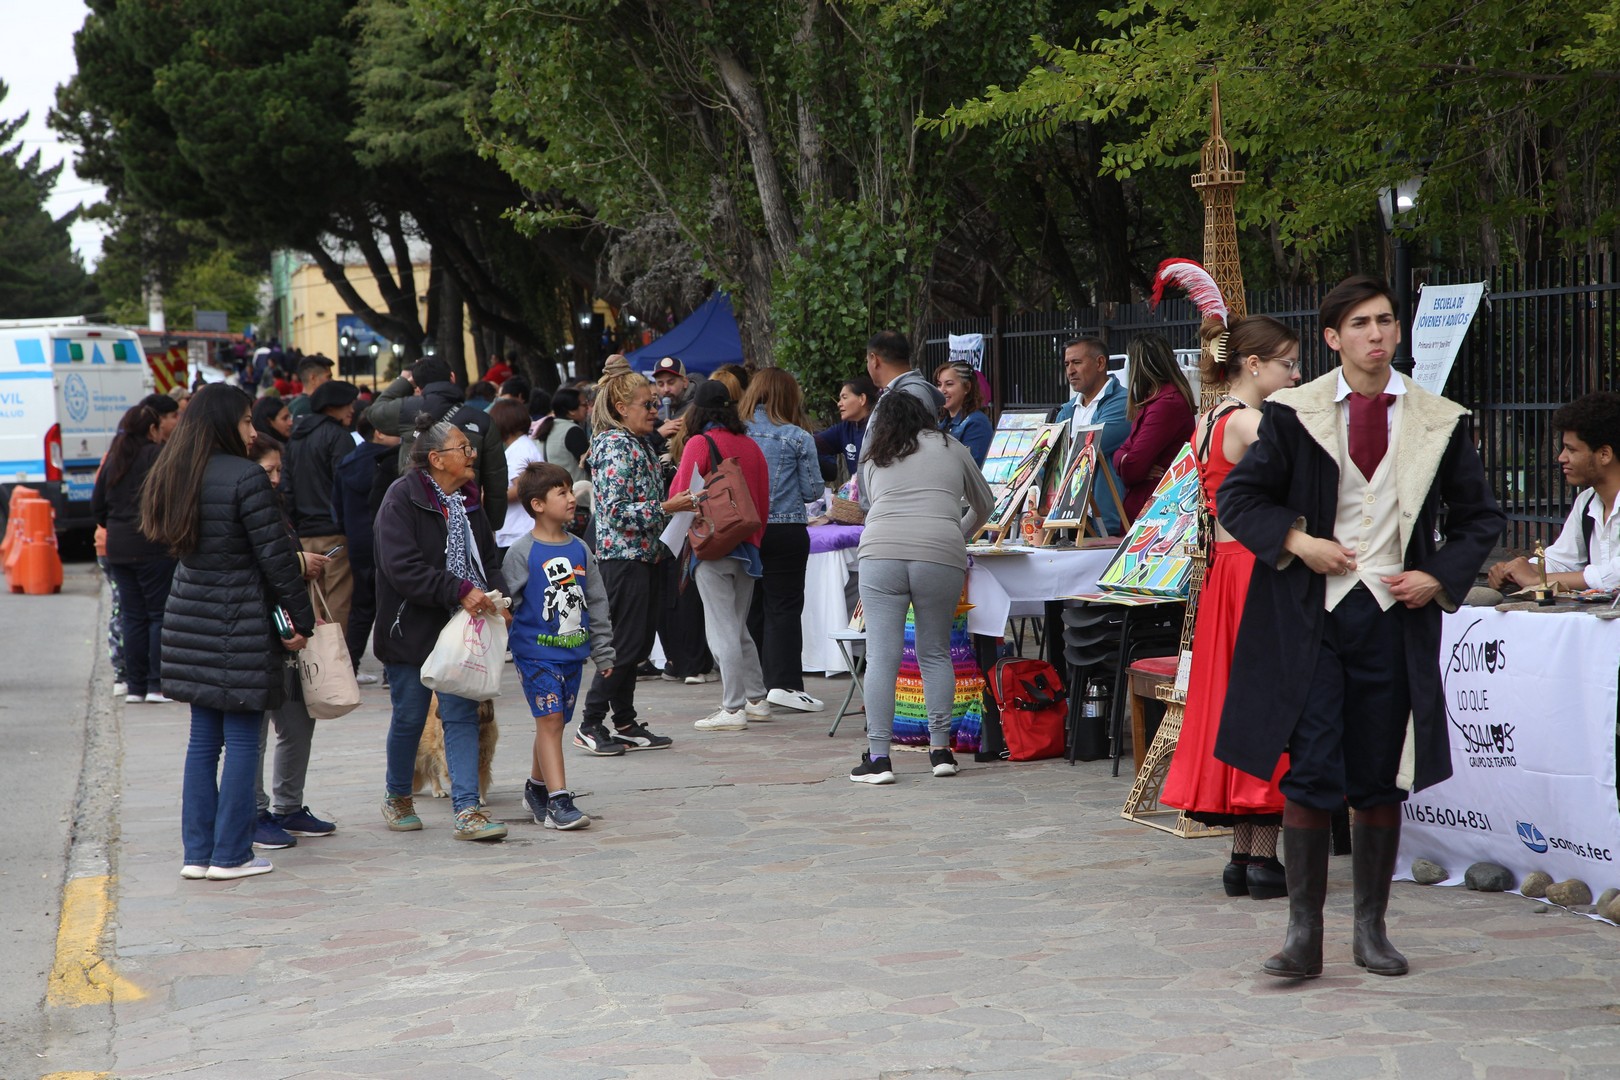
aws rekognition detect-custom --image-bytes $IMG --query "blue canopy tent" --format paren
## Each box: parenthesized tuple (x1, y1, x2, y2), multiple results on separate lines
(623, 293, 743, 376)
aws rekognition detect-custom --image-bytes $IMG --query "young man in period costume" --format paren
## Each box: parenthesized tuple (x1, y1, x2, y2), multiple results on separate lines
(1215, 275, 1504, 979)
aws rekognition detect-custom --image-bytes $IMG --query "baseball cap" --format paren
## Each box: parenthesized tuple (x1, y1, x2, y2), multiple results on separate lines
(652, 356, 686, 377)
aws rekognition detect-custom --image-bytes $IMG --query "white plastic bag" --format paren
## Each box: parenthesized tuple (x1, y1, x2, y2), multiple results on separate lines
(420, 593, 510, 701)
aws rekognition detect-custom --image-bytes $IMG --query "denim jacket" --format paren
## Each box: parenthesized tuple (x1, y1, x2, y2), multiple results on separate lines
(745, 407, 822, 524)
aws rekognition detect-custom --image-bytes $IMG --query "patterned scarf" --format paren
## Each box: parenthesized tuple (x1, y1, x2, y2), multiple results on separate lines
(425, 472, 486, 590)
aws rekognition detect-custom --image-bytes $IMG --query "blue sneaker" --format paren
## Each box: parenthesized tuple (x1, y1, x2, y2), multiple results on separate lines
(253, 810, 298, 849)
(544, 790, 590, 830)
(273, 806, 336, 837)
(524, 778, 550, 825)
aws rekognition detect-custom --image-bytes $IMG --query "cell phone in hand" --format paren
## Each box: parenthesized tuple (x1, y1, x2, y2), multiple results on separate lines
(272, 606, 296, 640)
(322, 544, 345, 558)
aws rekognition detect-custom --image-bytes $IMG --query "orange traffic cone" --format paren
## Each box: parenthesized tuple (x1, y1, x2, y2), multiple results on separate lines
(10, 497, 62, 595)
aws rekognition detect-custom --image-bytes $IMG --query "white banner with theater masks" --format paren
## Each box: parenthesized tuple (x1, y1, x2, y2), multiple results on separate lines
(1397, 609, 1620, 892)
(1409, 282, 1485, 395)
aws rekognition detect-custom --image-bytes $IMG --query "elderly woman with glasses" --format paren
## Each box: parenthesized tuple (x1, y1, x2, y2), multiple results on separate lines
(373, 414, 511, 842)
(934, 360, 993, 466)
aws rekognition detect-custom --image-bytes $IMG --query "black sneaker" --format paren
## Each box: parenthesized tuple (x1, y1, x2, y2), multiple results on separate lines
(524, 778, 550, 824)
(252, 810, 298, 849)
(613, 722, 673, 751)
(929, 749, 960, 777)
(849, 752, 895, 785)
(573, 723, 627, 756)
(635, 661, 661, 680)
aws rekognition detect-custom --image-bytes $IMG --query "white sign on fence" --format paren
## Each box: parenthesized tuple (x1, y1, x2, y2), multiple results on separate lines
(1397, 609, 1620, 894)
(1409, 282, 1486, 394)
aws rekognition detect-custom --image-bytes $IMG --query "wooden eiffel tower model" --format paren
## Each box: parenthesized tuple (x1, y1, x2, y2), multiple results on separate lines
(1122, 83, 1246, 837)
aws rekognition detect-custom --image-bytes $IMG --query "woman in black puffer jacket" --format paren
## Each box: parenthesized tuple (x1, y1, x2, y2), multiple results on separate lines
(143, 385, 316, 882)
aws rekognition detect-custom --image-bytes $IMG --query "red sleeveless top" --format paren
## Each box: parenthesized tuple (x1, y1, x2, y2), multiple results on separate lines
(1195, 403, 1247, 519)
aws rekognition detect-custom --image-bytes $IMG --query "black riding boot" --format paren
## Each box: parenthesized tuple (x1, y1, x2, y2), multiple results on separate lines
(1351, 821, 1409, 976)
(1262, 818, 1329, 978)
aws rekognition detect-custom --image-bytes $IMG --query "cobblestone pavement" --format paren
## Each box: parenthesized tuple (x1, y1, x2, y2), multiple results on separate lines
(101, 658, 1620, 1079)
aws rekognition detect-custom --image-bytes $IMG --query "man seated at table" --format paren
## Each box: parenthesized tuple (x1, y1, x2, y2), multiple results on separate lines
(1488, 391, 1620, 594)
(1049, 335, 1130, 535)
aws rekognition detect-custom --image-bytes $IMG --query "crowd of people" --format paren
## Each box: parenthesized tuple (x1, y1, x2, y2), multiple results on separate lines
(111, 277, 1592, 987)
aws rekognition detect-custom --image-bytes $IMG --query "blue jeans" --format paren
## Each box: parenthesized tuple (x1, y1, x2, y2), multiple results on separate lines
(384, 663, 483, 813)
(182, 705, 263, 868)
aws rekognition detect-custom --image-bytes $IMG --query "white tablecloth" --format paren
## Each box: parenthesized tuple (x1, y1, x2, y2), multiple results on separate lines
(802, 547, 860, 675)
(965, 547, 1115, 637)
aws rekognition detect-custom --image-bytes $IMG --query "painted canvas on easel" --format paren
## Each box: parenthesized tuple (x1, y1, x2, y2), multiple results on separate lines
(1043, 437, 1099, 530)
(1097, 444, 1201, 597)
(981, 411, 1052, 491)
(981, 423, 1063, 537)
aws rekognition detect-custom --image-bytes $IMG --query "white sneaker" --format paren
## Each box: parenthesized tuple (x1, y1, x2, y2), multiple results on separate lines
(205, 857, 274, 880)
(767, 688, 824, 713)
(113, 681, 128, 696)
(355, 672, 379, 685)
(694, 708, 748, 731)
(744, 699, 772, 721)
(124, 694, 143, 704)
(180, 864, 207, 880)
(145, 692, 173, 704)
(683, 672, 718, 684)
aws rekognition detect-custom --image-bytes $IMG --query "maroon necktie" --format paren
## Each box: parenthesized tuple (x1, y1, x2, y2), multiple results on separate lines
(1347, 392, 1396, 479)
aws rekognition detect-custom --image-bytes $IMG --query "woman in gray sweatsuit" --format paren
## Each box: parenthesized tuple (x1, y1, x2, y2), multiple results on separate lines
(850, 391, 994, 783)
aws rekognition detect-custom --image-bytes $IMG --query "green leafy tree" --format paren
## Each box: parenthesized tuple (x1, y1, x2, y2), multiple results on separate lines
(928, 0, 1620, 274)
(0, 82, 94, 318)
(415, 0, 1047, 405)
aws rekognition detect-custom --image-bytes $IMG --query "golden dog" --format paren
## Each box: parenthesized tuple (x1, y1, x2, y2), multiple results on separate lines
(414, 694, 499, 804)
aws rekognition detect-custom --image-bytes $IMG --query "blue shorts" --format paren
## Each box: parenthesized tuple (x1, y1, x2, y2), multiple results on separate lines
(515, 659, 584, 724)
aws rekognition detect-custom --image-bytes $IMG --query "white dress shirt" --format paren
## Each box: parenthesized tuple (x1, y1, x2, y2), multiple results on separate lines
(1540, 488, 1620, 590)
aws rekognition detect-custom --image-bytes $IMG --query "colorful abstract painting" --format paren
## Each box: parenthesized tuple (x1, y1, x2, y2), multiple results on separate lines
(1096, 444, 1201, 597)
(982, 412, 1053, 489)
(983, 422, 1063, 534)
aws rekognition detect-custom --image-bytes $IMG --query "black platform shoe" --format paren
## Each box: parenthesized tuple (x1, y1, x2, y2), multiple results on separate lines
(1245, 856, 1288, 900)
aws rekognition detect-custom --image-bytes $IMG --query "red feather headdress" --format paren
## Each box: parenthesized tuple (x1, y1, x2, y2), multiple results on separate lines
(1150, 257, 1230, 369)
(1149, 258, 1229, 325)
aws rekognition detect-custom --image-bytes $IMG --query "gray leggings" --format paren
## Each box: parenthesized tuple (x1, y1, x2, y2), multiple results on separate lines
(255, 665, 317, 815)
(693, 557, 766, 712)
(858, 558, 966, 758)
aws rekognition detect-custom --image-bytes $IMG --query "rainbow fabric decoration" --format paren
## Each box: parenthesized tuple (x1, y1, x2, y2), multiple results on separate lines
(891, 603, 984, 753)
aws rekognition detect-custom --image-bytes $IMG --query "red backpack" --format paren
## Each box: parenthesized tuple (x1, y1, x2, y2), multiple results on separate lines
(688, 434, 763, 560)
(988, 657, 1068, 761)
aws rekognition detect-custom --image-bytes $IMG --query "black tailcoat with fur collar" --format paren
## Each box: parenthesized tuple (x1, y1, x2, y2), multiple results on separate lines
(1212, 370, 1504, 794)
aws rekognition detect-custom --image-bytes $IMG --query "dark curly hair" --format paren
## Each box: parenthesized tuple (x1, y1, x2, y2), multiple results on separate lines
(864, 390, 941, 468)
(1553, 391, 1620, 456)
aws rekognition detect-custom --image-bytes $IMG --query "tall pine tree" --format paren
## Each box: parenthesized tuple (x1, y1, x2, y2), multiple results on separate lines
(0, 81, 93, 318)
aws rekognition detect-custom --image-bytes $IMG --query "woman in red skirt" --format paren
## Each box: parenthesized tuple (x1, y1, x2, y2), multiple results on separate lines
(1162, 313, 1301, 898)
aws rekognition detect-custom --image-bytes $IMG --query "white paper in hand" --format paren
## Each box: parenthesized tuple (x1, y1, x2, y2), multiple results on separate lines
(657, 470, 705, 555)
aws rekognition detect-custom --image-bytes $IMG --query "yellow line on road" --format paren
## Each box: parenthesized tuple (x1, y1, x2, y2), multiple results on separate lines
(46, 874, 145, 1007)
(42, 1073, 112, 1079)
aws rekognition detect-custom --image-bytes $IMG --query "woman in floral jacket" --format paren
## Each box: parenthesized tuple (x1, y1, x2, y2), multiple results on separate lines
(574, 370, 692, 756)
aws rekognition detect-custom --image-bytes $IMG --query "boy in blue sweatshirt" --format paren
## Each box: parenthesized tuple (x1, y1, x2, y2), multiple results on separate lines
(503, 463, 616, 830)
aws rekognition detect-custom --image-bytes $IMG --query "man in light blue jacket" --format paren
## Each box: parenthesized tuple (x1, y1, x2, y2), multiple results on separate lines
(1051, 336, 1131, 535)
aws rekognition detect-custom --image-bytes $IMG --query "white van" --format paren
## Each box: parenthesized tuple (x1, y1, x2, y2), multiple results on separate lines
(0, 319, 153, 533)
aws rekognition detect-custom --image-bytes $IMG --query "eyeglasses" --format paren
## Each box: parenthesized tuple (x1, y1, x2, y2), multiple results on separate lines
(434, 443, 476, 458)
(638, 400, 661, 411)
(1271, 357, 1301, 373)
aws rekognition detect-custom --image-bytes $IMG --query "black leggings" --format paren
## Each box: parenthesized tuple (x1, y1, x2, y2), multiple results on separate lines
(582, 558, 663, 727)
(747, 523, 810, 691)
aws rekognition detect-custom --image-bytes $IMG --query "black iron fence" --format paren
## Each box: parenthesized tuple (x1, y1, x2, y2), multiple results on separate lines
(923, 254, 1620, 549)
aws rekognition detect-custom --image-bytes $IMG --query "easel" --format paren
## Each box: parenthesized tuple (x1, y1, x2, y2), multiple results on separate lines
(1037, 438, 1129, 547)
(977, 423, 1063, 546)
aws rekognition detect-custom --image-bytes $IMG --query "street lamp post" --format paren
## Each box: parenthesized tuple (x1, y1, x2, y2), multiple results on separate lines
(1379, 177, 1423, 376)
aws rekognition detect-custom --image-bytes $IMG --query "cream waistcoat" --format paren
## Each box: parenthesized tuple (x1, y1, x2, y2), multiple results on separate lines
(1327, 395, 1405, 611)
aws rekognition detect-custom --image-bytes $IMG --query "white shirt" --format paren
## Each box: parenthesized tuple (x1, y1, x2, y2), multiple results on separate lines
(496, 434, 546, 546)
(1540, 488, 1620, 590)
(1067, 387, 1104, 438)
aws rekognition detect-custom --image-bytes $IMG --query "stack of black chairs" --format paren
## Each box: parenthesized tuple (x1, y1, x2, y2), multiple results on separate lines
(1059, 599, 1183, 767)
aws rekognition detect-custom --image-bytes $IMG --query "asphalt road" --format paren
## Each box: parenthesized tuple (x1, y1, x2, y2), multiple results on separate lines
(0, 560, 102, 1079)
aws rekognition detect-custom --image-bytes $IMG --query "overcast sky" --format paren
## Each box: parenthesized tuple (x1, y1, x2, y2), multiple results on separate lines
(3, 0, 108, 268)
